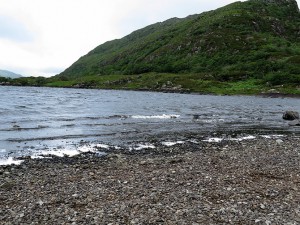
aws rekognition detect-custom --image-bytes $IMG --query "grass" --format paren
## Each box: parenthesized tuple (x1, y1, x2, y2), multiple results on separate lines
(39, 73, 299, 96)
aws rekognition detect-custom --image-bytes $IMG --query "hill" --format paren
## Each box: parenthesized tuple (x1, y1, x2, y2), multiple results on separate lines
(0, 70, 23, 79)
(59, 0, 299, 82)
(11, 0, 299, 95)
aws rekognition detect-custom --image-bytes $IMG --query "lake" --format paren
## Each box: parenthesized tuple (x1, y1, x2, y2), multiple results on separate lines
(0, 86, 299, 163)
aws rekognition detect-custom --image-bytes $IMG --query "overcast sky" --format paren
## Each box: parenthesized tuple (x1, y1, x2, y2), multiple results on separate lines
(0, 0, 299, 77)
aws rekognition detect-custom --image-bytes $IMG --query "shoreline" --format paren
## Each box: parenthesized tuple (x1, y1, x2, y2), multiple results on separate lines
(1, 84, 300, 99)
(1, 136, 300, 224)
(0, 132, 296, 166)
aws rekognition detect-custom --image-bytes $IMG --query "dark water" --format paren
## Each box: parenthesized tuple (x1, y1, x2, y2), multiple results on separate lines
(0, 86, 300, 162)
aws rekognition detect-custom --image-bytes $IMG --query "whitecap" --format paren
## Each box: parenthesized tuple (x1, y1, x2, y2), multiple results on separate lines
(132, 114, 180, 119)
(229, 135, 256, 141)
(38, 144, 107, 158)
(96, 144, 110, 149)
(203, 119, 225, 123)
(31, 155, 46, 159)
(188, 139, 199, 144)
(203, 135, 256, 143)
(261, 134, 285, 139)
(162, 141, 185, 146)
(203, 138, 224, 143)
(40, 149, 81, 157)
(77, 145, 96, 153)
(130, 144, 155, 151)
(0, 157, 24, 165)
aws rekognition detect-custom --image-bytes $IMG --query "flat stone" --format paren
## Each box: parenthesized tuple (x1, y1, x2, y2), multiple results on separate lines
(276, 139, 284, 144)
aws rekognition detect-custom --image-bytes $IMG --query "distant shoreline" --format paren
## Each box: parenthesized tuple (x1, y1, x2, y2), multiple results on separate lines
(1, 83, 300, 98)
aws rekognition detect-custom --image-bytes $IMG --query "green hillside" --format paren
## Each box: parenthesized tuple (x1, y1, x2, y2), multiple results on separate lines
(6, 0, 300, 95)
(59, 0, 299, 82)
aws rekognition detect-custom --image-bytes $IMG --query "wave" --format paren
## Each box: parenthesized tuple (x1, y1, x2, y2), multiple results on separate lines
(260, 134, 285, 139)
(203, 137, 224, 143)
(203, 135, 257, 143)
(108, 115, 129, 119)
(0, 134, 289, 165)
(129, 143, 156, 151)
(162, 141, 185, 146)
(33, 144, 109, 158)
(0, 125, 50, 132)
(0, 157, 24, 166)
(131, 114, 180, 119)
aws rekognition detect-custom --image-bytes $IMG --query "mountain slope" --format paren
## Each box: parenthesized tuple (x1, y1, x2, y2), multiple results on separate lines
(0, 70, 22, 79)
(58, 0, 300, 86)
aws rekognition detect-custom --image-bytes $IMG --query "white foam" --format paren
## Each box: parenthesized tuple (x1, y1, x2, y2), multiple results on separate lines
(229, 135, 256, 141)
(96, 144, 110, 149)
(203, 119, 225, 123)
(132, 114, 180, 119)
(78, 145, 95, 153)
(131, 144, 156, 151)
(162, 141, 185, 146)
(189, 139, 199, 144)
(40, 149, 81, 157)
(261, 135, 285, 139)
(0, 144, 110, 164)
(31, 155, 45, 159)
(203, 135, 256, 143)
(0, 149, 6, 153)
(38, 145, 94, 157)
(203, 138, 224, 143)
(0, 157, 24, 165)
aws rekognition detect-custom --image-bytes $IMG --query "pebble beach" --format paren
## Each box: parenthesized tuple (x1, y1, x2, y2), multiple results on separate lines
(1, 135, 300, 224)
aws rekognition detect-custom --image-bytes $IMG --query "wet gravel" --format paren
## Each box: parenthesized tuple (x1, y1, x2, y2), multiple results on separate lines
(1, 136, 300, 224)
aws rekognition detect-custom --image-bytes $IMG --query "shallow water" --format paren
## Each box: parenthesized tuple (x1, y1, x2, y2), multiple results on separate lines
(0, 86, 299, 161)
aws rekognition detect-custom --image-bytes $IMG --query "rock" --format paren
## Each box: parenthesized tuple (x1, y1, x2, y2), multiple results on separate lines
(37, 199, 44, 206)
(267, 89, 279, 94)
(193, 115, 200, 120)
(276, 139, 283, 145)
(288, 119, 300, 126)
(283, 111, 299, 120)
(260, 203, 266, 209)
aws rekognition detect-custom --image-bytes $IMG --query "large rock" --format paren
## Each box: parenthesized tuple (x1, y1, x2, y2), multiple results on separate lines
(283, 111, 299, 120)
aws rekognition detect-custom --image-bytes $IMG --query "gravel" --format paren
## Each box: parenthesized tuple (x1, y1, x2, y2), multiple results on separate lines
(1, 136, 300, 224)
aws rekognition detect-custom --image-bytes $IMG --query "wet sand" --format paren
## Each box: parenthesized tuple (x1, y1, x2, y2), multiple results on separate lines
(1, 136, 300, 224)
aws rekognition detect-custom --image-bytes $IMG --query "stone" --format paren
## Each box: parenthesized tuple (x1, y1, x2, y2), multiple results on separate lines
(193, 115, 200, 120)
(283, 111, 299, 120)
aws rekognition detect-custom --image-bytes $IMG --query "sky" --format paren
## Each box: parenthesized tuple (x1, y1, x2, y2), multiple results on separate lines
(0, 0, 299, 77)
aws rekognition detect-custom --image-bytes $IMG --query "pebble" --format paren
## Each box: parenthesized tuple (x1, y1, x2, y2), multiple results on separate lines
(276, 139, 284, 144)
(260, 204, 266, 209)
(0, 136, 300, 224)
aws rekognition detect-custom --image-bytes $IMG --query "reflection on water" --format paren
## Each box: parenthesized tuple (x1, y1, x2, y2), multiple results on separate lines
(0, 86, 300, 159)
